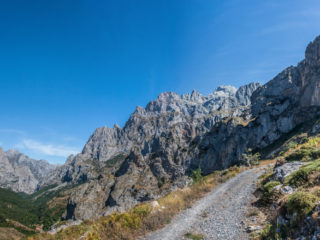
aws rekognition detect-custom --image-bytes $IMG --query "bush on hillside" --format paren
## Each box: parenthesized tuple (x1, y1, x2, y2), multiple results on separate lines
(285, 160, 320, 187)
(262, 181, 281, 202)
(242, 148, 260, 166)
(286, 191, 317, 218)
(191, 167, 204, 183)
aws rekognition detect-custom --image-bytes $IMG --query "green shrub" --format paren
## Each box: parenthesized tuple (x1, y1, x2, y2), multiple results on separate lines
(311, 149, 320, 159)
(261, 224, 272, 239)
(287, 141, 297, 149)
(184, 232, 204, 240)
(285, 160, 320, 187)
(105, 154, 126, 168)
(286, 191, 317, 217)
(259, 172, 273, 183)
(242, 148, 260, 166)
(264, 181, 281, 193)
(131, 204, 151, 218)
(191, 167, 204, 183)
(285, 147, 320, 162)
(280, 142, 298, 156)
(285, 168, 309, 187)
(263, 181, 281, 199)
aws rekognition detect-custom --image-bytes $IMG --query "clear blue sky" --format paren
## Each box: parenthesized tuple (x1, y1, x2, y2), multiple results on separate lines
(1, 0, 320, 163)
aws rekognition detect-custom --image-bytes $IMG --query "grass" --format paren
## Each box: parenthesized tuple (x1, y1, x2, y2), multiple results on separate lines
(246, 208, 260, 217)
(261, 224, 272, 239)
(284, 159, 320, 187)
(263, 181, 281, 194)
(280, 136, 320, 162)
(184, 232, 204, 240)
(259, 181, 281, 203)
(285, 146, 320, 162)
(104, 154, 127, 168)
(286, 191, 317, 218)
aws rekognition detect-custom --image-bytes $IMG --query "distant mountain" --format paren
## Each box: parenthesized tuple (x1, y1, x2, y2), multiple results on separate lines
(0, 148, 57, 194)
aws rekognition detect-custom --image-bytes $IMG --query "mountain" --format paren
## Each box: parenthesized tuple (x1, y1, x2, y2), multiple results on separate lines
(40, 81, 260, 220)
(34, 35, 320, 221)
(197, 34, 320, 170)
(2, 35, 320, 230)
(0, 148, 57, 194)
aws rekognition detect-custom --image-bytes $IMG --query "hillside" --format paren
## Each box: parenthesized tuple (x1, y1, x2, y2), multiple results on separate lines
(0, 184, 77, 235)
(245, 120, 320, 239)
(31, 117, 320, 240)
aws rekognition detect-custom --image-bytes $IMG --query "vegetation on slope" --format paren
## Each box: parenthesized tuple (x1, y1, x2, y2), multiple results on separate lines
(247, 128, 320, 239)
(0, 184, 76, 236)
(31, 165, 245, 240)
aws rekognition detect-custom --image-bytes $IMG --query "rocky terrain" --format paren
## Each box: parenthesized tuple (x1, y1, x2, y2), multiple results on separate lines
(0, 148, 57, 194)
(143, 167, 268, 240)
(1, 34, 320, 239)
(45, 35, 320, 221)
(44, 83, 261, 220)
(244, 120, 320, 239)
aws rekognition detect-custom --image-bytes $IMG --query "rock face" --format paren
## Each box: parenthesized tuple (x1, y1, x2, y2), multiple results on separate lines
(42, 35, 320, 221)
(0, 148, 57, 194)
(273, 162, 306, 183)
(195, 35, 320, 174)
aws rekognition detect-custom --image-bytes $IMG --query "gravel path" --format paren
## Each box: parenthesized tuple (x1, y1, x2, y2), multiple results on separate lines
(142, 167, 267, 240)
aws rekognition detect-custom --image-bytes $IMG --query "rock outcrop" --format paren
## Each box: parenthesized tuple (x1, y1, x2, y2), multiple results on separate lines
(194, 35, 320, 174)
(273, 162, 306, 183)
(0, 148, 57, 194)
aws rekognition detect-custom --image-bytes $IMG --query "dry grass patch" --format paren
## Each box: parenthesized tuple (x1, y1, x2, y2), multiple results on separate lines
(0, 227, 25, 240)
(246, 207, 260, 217)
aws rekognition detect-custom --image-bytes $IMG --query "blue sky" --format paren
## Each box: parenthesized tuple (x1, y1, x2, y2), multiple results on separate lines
(1, 0, 320, 163)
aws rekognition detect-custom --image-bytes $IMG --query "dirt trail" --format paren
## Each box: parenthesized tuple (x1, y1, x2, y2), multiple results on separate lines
(142, 167, 267, 240)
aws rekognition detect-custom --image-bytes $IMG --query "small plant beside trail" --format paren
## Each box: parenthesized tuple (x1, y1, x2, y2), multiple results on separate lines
(191, 167, 205, 184)
(242, 148, 261, 166)
(262, 181, 281, 202)
(184, 232, 204, 240)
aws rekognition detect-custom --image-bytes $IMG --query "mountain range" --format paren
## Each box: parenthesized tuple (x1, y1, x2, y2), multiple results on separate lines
(1, 34, 320, 225)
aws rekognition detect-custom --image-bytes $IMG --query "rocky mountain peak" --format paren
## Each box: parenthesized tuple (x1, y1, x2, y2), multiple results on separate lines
(0, 148, 57, 194)
(134, 106, 146, 115)
(157, 92, 180, 102)
(215, 85, 237, 95)
(305, 35, 320, 68)
(190, 90, 203, 102)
